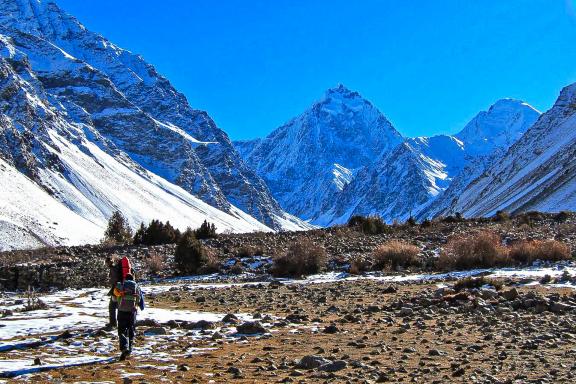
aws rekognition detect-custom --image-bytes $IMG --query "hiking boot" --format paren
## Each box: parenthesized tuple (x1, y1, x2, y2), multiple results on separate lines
(119, 349, 129, 361)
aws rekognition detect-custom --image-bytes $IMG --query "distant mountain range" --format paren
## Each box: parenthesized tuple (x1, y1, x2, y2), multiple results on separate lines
(235, 86, 543, 225)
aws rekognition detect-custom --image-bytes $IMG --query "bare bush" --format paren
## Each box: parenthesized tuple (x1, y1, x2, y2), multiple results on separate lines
(271, 240, 327, 278)
(236, 245, 264, 258)
(510, 240, 571, 265)
(22, 287, 48, 312)
(437, 231, 509, 270)
(349, 256, 371, 275)
(144, 251, 165, 275)
(453, 276, 503, 292)
(372, 240, 420, 271)
(198, 249, 222, 274)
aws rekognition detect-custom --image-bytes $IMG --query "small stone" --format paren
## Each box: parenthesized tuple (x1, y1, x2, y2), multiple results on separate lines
(318, 360, 347, 372)
(296, 355, 331, 369)
(145, 326, 167, 335)
(323, 324, 340, 334)
(501, 288, 519, 301)
(236, 321, 267, 335)
(222, 313, 239, 324)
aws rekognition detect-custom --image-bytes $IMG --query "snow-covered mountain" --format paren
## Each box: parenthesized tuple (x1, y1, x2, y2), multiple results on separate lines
(0, 0, 309, 232)
(236, 85, 404, 221)
(418, 99, 541, 219)
(433, 82, 576, 217)
(237, 88, 540, 225)
(0, 0, 310, 250)
(0, 32, 274, 251)
(324, 98, 540, 224)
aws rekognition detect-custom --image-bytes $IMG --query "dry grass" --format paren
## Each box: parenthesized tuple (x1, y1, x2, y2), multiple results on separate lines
(437, 230, 510, 270)
(372, 240, 420, 270)
(509, 240, 571, 265)
(349, 256, 371, 275)
(271, 240, 327, 278)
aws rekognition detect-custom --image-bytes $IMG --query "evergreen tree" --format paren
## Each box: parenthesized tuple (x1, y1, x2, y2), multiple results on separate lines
(133, 223, 146, 245)
(103, 210, 133, 244)
(174, 228, 207, 274)
(194, 220, 217, 239)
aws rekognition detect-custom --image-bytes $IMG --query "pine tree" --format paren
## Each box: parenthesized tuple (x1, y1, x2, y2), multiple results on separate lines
(103, 211, 133, 244)
(174, 228, 207, 274)
(194, 220, 217, 239)
(133, 223, 146, 245)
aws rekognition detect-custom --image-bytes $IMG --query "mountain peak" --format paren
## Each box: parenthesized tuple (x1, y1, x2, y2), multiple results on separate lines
(489, 98, 540, 114)
(322, 84, 362, 100)
(455, 98, 541, 156)
(0, 0, 80, 39)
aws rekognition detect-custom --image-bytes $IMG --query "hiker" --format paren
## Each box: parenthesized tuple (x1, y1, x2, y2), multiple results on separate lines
(114, 273, 145, 360)
(106, 255, 133, 328)
(105, 256, 120, 328)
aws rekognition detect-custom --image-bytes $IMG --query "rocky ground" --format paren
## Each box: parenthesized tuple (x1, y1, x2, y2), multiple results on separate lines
(1, 212, 575, 291)
(1, 213, 576, 382)
(1, 266, 576, 383)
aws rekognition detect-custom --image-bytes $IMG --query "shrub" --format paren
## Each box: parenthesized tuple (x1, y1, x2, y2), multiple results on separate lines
(406, 216, 417, 226)
(554, 211, 572, 223)
(144, 251, 165, 275)
(493, 210, 510, 222)
(420, 218, 432, 228)
(195, 220, 217, 239)
(174, 228, 208, 275)
(349, 257, 370, 275)
(236, 245, 264, 258)
(453, 276, 503, 291)
(103, 211, 133, 244)
(372, 240, 420, 270)
(271, 240, 327, 278)
(437, 230, 509, 270)
(509, 240, 571, 264)
(22, 287, 48, 312)
(197, 249, 221, 274)
(347, 215, 389, 235)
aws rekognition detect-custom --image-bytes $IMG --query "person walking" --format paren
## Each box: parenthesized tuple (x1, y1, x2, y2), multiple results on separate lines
(105, 256, 120, 328)
(114, 273, 145, 360)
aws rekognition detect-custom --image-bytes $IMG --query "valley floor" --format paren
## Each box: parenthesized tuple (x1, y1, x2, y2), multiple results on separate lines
(1, 265, 576, 383)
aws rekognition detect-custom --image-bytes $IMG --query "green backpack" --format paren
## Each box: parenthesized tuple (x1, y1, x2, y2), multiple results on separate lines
(117, 280, 139, 312)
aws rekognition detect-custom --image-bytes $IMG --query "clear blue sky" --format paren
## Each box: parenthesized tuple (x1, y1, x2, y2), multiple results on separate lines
(57, 0, 576, 140)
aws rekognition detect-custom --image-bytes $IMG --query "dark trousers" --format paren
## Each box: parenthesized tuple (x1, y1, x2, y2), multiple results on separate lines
(108, 298, 117, 326)
(117, 311, 136, 352)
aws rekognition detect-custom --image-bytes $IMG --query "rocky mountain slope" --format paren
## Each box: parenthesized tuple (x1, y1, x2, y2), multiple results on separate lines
(436, 82, 576, 217)
(238, 87, 540, 224)
(0, 0, 309, 250)
(0, 33, 272, 251)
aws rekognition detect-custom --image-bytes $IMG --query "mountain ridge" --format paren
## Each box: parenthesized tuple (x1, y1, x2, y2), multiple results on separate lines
(236, 87, 541, 225)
